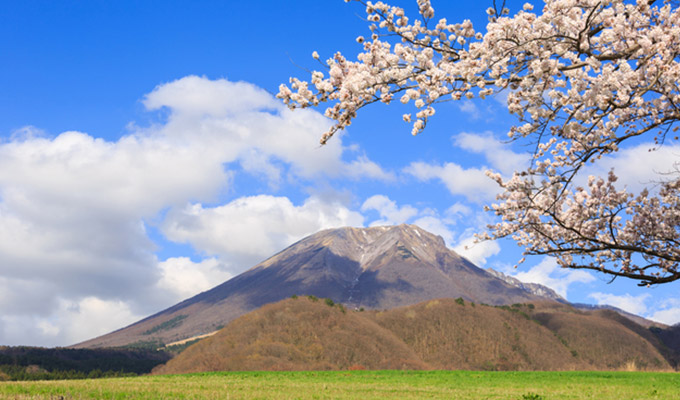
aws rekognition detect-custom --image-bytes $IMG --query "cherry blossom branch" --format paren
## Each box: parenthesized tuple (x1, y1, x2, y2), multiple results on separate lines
(279, 0, 680, 284)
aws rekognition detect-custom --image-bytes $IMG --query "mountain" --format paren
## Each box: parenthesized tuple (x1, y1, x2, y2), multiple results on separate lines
(153, 296, 675, 373)
(74, 224, 558, 349)
(485, 268, 566, 302)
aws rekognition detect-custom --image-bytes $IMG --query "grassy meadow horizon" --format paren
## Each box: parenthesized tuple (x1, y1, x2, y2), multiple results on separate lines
(1, 370, 679, 399)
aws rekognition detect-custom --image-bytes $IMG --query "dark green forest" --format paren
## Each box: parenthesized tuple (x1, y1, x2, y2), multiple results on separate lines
(0, 346, 171, 381)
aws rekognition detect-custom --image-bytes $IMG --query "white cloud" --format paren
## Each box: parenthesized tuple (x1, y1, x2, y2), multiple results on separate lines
(584, 142, 680, 192)
(359, 195, 460, 248)
(413, 215, 456, 246)
(346, 156, 396, 181)
(458, 101, 480, 119)
(0, 124, 234, 344)
(157, 257, 233, 301)
(404, 161, 499, 202)
(453, 132, 529, 175)
(0, 297, 141, 347)
(144, 75, 392, 183)
(649, 308, 680, 326)
(509, 258, 596, 299)
(361, 195, 418, 226)
(0, 130, 228, 216)
(143, 76, 279, 117)
(453, 236, 500, 266)
(445, 203, 472, 219)
(162, 195, 364, 270)
(58, 297, 141, 346)
(647, 298, 680, 326)
(0, 256, 236, 347)
(588, 292, 651, 316)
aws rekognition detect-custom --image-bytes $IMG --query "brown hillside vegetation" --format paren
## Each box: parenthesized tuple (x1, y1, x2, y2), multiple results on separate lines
(153, 297, 675, 374)
(531, 305, 669, 370)
(154, 296, 427, 373)
(372, 299, 580, 371)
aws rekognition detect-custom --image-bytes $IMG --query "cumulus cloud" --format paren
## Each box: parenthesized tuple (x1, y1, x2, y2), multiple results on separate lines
(453, 236, 500, 266)
(162, 195, 364, 270)
(404, 161, 498, 203)
(0, 257, 239, 347)
(412, 215, 456, 246)
(453, 132, 529, 175)
(143, 76, 278, 117)
(404, 132, 530, 203)
(509, 258, 596, 299)
(143, 75, 392, 183)
(0, 297, 141, 347)
(346, 156, 395, 181)
(648, 302, 680, 326)
(361, 195, 419, 226)
(650, 308, 680, 326)
(157, 257, 233, 301)
(0, 126, 231, 344)
(584, 142, 680, 192)
(588, 292, 651, 316)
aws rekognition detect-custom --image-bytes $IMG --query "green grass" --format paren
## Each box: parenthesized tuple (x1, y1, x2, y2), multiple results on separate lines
(0, 370, 679, 399)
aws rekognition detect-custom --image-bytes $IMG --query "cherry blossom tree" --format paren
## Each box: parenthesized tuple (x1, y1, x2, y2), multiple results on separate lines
(278, 0, 680, 285)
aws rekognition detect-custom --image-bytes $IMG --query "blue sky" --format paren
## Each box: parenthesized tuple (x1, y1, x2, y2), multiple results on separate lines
(2, 0, 679, 347)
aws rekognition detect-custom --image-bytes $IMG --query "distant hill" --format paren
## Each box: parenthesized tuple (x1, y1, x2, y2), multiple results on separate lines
(650, 324, 680, 366)
(570, 303, 666, 329)
(153, 296, 676, 373)
(75, 224, 558, 349)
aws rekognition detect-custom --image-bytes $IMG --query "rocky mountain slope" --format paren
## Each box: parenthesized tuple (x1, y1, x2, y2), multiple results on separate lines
(75, 224, 559, 349)
(485, 268, 566, 302)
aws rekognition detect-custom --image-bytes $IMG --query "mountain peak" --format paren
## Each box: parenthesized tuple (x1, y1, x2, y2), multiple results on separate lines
(74, 224, 557, 349)
(290, 224, 449, 269)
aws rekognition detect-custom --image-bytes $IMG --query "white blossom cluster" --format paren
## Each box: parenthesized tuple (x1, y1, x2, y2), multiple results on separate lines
(278, 0, 680, 285)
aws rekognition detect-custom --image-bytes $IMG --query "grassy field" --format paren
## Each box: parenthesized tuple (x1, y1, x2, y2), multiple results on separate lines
(0, 370, 678, 399)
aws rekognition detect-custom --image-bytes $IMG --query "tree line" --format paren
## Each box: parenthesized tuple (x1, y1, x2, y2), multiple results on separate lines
(0, 346, 171, 381)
